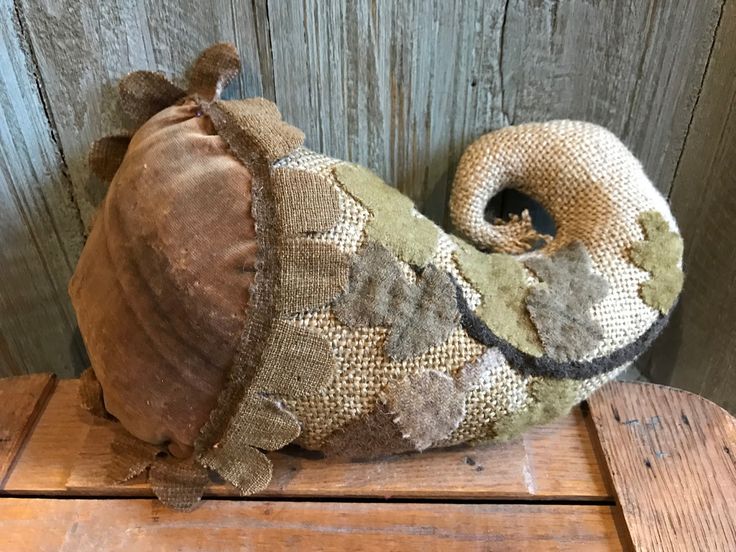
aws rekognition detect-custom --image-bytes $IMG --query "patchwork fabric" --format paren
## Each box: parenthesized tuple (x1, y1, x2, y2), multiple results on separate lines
(453, 239, 544, 356)
(88, 135, 130, 183)
(335, 242, 459, 361)
(383, 370, 466, 450)
(525, 242, 609, 362)
(80, 44, 684, 511)
(334, 163, 438, 267)
(630, 211, 684, 314)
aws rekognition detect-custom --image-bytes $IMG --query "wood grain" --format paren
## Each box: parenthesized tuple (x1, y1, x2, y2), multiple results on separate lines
(0, 0, 86, 377)
(648, 0, 736, 414)
(5, 380, 610, 500)
(588, 381, 736, 552)
(0, 499, 624, 551)
(0, 373, 55, 486)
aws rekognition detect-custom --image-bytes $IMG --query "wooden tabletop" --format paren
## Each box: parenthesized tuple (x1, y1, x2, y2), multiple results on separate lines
(0, 375, 734, 551)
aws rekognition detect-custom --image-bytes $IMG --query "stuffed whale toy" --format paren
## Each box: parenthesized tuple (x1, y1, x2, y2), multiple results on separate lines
(71, 44, 684, 510)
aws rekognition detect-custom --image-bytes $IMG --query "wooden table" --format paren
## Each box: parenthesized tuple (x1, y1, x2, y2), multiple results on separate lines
(0, 375, 734, 551)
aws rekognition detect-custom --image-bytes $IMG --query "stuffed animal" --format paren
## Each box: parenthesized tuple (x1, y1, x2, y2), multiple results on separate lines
(71, 44, 683, 510)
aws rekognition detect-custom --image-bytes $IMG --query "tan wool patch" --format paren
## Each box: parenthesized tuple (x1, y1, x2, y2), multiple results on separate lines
(334, 242, 460, 361)
(492, 378, 580, 442)
(383, 370, 466, 450)
(118, 71, 185, 127)
(277, 239, 350, 314)
(333, 163, 438, 267)
(272, 168, 341, 234)
(206, 99, 305, 174)
(149, 456, 210, 512)
(630, 211, 684, 314)
(254, 321, 335, 396)
(88, 135, 130, 183)
(187, 42, 240, 101)
(525, 242, 609, 362)
(455, 348, 507, 392)
(225, 394, 301, 451)
(453, 239, 544, 356)
(78, 367, 109, 419)
(107, 430, 162, 484)
(198, 444, 272, 496)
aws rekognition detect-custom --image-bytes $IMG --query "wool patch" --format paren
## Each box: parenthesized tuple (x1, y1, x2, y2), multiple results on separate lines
(333, 163, 438, 267)
(199, 444, 272, 496)
(254, 321, 335, 396)
(118, 71, 185, 127)
(525, 242, 609, 362)
(271, 168, 341, 234)
(225, 394, 301, 451)
(630, 211, 684, 314)
(88, 135, 130, 183)
(492, 379, 580, 441)
(334, 242, 459, 361)
(323, 403, 415, 460)
(383, 370, 466, 450)
(455, 348, 506, 392)
(455, 281, 672, 379)
(277, 239, 350, 314)
(149, 456, 210, 511)
(78, 367, 110, 419)
(187, 42, 240, 101)
(206, 99, 305, 175)
(107, 430, 162, 484)
(453, 239, 543, 357)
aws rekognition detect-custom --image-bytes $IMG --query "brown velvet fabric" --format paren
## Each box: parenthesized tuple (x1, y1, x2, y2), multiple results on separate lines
(70, 101, 257, 450)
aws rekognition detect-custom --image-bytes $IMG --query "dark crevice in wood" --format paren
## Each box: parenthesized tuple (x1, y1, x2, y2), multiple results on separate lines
(668, 0, 727, 203)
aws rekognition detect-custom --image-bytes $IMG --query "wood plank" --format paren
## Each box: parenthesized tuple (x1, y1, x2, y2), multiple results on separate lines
(16, 0, 271, 229)
(0, 499, 624, 551)
(267, 0, 720, 231)
(0, 374, 55, 486)
(647, 0, 736, 413)
(588, 381, 736, 552)
(6, 380, 610, 500)
(0, 0, 86, 378)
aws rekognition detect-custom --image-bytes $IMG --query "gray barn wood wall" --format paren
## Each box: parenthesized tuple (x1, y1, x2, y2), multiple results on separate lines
(0, 0, 733, 410)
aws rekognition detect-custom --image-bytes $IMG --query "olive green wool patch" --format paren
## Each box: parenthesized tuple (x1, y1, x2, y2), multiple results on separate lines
(334, 163, 438, 267)
(334, 242, 460, 361)
(525, 242, 609, 362)
(453, 239, 544, 357)
(630, 211, 684, 314)
(492, 379, 580, 442)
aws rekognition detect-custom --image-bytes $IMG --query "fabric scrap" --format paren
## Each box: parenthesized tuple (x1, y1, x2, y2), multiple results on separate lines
(455, 348, 506, 392)
(118, 71, 185, 127)
(188, 42, 240, 101)
(254, 321, 335, 396)
(271, 168, 341, 234)
(198, 444, 272, 496)
(149, 456, 210, 511)
(383, 370, 466, 450)
(107, 430, 162, 483)
(453, 239, 543, 357)
(492, 379, 580, 441)
(334, 242, 459, 361)
(525, 242, 609, 362)
(323, 403, 414, 460)
(334, 163, 438, 267)
(206, 99, 304, 175)
(78, 367, 110, 419)
(277, 239, 350, 314)
(224, 394, 301, 451)
(88, 135, 130, 183)
(630, 211, 684, 314)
